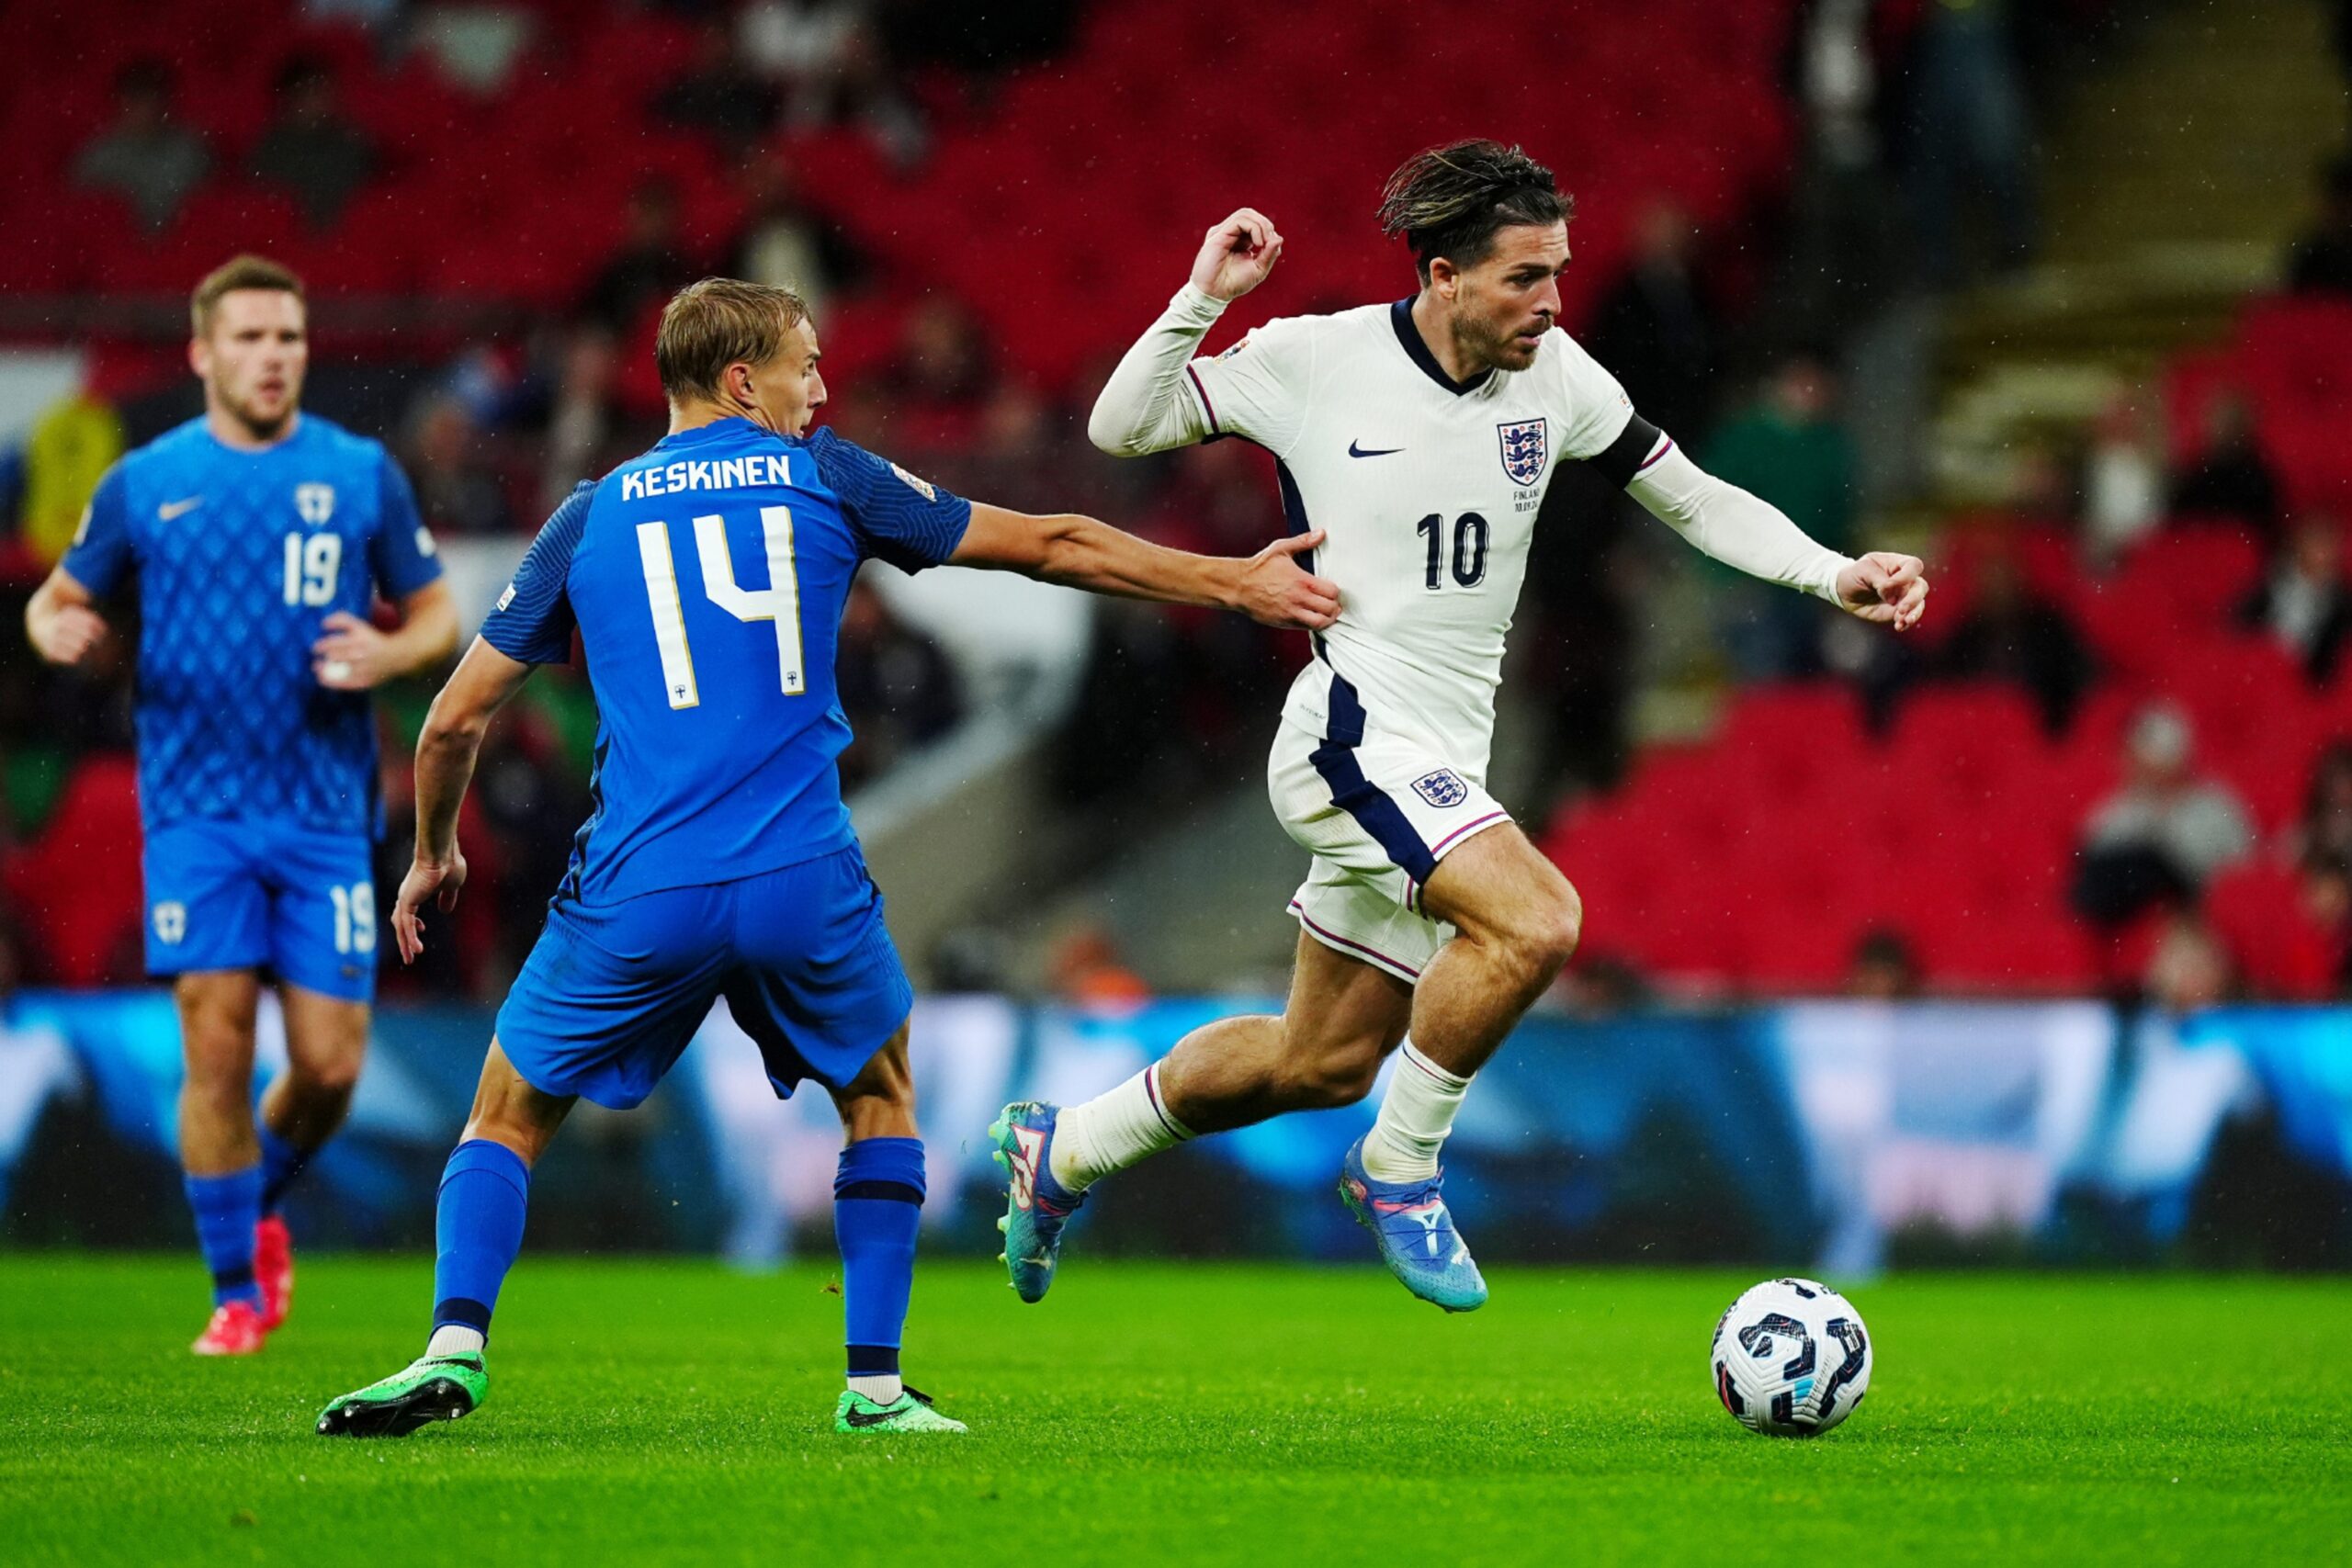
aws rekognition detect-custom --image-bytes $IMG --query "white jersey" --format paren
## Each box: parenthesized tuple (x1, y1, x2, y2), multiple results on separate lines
(1183, 299, 1639, 776)
(1091, 282, 1851, 978)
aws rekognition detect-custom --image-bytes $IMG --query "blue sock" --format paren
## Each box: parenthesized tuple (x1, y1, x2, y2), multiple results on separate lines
(186, 1167, 264, 1308)
(431, 1139, 531, 1346)
(258, 1125, 312, 1218)
(834, 1137, 925, 1384)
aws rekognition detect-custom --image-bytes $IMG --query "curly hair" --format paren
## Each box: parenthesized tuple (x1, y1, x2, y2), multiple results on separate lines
(1376, 140, 1573, 283)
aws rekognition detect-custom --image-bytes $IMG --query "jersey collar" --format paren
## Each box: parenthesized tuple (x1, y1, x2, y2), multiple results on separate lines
(1390, 299, 1492, 397)
(657, 416, 771, 449)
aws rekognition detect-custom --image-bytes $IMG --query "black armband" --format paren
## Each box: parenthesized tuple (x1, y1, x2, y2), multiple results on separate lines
(1585, 413, 1666, 489)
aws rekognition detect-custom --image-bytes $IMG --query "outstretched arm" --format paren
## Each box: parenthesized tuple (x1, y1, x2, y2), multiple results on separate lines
(1627, 441, 1928, 630)
(393, 637, 536, 963)
(1090, 208, 1284, 457)
(948, 502, 1338, 630)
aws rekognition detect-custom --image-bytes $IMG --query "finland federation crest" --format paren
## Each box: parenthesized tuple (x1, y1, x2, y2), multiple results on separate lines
(295, 482, 336, 525)
(1497, 418, 1548, 486)
(1412, 769, 1469, 808)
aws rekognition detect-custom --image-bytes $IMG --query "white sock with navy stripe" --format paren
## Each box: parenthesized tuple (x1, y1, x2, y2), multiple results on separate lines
(1048, 1064, 1192, 1194)
(1359, 1041, 1470, 1183)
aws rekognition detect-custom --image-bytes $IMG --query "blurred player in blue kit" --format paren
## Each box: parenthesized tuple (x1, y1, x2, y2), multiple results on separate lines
(315, 277, 1340, 1438)
(24, 255, 459, 1356)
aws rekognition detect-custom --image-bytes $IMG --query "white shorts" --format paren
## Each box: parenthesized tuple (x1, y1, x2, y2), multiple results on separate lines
(1267, 705, 1511, 985)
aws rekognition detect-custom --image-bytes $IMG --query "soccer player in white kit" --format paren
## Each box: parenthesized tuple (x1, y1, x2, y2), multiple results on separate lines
(992, 141, 1928, 1311)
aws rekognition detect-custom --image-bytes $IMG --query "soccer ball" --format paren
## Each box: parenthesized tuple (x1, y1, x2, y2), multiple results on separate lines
(1710, 1277, 1872, 1437)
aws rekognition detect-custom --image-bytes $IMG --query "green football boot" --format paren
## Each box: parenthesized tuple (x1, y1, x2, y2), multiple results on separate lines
(315, 1353, 488, 1438)
(833, 1386, 967, 1435)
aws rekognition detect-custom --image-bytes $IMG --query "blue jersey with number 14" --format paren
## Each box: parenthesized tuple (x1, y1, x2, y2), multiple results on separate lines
(480, 417, 971, 905)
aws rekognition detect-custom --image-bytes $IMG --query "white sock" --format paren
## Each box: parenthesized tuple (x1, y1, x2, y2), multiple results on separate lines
(1359, 1042, 1471, 1182)
(847, 1373, 903, 1404)
(1048, 1063, 1193, 1193)
(425, 1325, 485, 1358)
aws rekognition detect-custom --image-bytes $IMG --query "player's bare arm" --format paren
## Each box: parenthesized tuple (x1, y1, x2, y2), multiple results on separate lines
(392, 637, 535, 963)
(949, 502, 1339, 630)
(23, 565, 110, 666)
(312, 580, 461, 691)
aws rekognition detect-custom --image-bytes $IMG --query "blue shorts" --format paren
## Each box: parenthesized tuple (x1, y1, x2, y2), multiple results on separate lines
(494, 844, 913, 1111)
(142, 818, 379, 1001)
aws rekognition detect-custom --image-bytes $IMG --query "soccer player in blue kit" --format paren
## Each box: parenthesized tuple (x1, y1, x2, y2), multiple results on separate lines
(315, 277, 1339, 1438)
(23, 255, 459, 1356)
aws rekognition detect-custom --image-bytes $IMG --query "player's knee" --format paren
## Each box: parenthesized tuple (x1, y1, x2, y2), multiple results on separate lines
(288, 1052, 363, 1100)
(1502, 885, 1582, 980)
(1283, 1043, 1384, 1110)
(180, 1059, 249, 1116)
(181, 1032, 251, 1091)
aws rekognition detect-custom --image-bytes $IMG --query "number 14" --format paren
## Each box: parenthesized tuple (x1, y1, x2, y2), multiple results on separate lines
(635, 506, 806, 710)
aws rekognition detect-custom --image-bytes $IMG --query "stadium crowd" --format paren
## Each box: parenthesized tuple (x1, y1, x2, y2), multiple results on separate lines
(3, 0, 2347, 1004)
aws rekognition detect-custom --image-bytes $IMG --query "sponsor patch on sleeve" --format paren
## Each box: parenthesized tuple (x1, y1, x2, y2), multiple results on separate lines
(890, 463, 938, 502)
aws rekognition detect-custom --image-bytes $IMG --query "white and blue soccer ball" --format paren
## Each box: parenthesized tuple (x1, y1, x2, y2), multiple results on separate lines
(1710, 1278, 1872, 1437)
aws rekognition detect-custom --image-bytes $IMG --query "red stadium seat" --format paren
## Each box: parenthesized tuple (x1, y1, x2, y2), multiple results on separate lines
(3, 755, 145, 986)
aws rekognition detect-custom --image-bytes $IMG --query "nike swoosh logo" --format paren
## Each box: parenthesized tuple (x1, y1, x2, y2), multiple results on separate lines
(1348, 442, 1403, 458)
(842, 1404, 904, 1428)
(159, 497, 204, 520)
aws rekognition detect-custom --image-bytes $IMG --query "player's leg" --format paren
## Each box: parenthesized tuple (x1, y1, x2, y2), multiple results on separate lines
(823, 1025, 963, 1435)
(1378, 821, 1580, 1167)
(251, 985, 368, 1328)
(992, 932, 1410, 1302)
(319, 886, 719, 1438)
(1333, 823, 1578, 1313)
(719, 847, 960, 1433)
(146, 819, 276, 1351)
(317, 1041, 574, 1438)
(249, 827, 383, 1328)
(175, 968, 273, 1353)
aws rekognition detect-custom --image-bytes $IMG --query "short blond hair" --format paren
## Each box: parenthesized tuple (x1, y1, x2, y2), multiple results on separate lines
(191, 254, 306, 338)
(655, 277, 809, 403)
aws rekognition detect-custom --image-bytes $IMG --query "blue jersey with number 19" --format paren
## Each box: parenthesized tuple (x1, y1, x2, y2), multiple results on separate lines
(480, 417, 971, 905)
(59, 413, 443, 836)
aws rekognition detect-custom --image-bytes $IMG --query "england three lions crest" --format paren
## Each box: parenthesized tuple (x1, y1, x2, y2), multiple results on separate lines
(1413, 769, 1469, 808)
(1497, 418, 1548, 486)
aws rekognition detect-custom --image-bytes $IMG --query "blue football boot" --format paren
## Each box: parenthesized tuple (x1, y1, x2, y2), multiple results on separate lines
(989, 1101, 1085, 1303)
(1338, 1134, 1488, 1313)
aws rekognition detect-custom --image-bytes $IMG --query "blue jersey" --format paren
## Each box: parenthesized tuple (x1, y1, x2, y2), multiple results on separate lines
(480, 418, 971, 905)
(61, 414, 443, 837)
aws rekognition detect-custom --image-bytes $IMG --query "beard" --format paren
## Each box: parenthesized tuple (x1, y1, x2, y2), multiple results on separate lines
(220, 386, 298, 442)
(1455, 311, 1544, 374)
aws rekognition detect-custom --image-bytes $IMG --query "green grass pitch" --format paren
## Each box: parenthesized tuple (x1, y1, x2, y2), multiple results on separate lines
(4, 1257, 2348, 1565)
